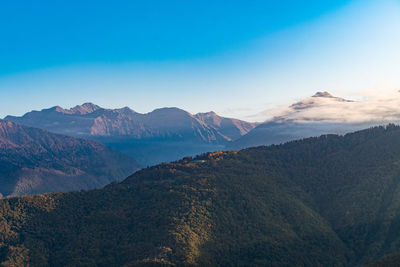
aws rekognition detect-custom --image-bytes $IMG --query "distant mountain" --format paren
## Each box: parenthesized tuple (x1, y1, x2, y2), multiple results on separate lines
(0, 120, 140, 197)
(229, 91, 391, 149)
(3, 125, 400, 265)
(229, 120, 375, 149)
(5, 104, 256, 165)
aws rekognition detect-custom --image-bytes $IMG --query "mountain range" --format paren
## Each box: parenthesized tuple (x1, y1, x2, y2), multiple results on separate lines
(3, 91, 400, 195)
(0, 120, 140, 197)
(5, 104, 256, 166)
(8, 92, 400, 165)
(3, 125, 400, 265)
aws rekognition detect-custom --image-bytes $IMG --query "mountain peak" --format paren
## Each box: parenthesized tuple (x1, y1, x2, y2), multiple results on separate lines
(41, 106, 67, 113)
(114, 106, 136, 114)
(311, 91, 352, 103)
(151, 107, 190, 115)
(70, 103, 101, 114)
(195, 111, 218, 118)
(39, 103, 101, 115)
(312, 91, 334, 98)
(203, 111, 217, 116)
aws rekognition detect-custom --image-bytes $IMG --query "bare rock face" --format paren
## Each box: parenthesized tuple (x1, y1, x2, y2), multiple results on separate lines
(69, 102, 102, 114)
(0, 120, 140, 197)
(5, 104, 256, 165)
(195, 111, 258, 141)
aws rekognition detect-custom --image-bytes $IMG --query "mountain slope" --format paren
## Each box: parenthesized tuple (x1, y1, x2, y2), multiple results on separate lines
(195, 111, 257, 141)
(4, 103, 254, 142)
(5, 104, 256, 165)
(0, 120, 140, 197)
(3, 125, 400, 265)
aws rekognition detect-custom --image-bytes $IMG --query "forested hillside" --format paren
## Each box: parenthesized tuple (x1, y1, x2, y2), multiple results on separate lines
(3, 125, 400, 265)
(0, 120, 140, 197)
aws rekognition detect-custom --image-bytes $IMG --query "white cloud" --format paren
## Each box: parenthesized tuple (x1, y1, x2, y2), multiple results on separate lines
(258, 91, 400, 124)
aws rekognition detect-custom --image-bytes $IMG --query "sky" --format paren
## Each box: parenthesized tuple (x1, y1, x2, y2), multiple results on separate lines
(0, 0, 400, 121)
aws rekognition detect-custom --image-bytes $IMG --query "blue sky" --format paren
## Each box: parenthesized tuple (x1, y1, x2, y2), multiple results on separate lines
(1, 0, 399, 121)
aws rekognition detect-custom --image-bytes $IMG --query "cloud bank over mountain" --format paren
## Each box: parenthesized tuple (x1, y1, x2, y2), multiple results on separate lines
(230, 91, 400, 150)
(255, 91, 400, 124)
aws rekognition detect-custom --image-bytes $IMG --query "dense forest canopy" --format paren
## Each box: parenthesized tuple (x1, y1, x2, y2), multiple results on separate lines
(2, 125, 400, 265)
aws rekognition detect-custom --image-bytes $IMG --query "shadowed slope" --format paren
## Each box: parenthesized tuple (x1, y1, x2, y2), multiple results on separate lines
(0, 120, 140, 197)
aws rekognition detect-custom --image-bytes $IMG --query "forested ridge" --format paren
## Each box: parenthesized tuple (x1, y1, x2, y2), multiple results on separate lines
(2, 125, 400, 266)
(0, 120, 140, 197)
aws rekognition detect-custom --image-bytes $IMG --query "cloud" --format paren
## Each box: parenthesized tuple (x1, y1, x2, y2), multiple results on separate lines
(259, 91, 400, 124)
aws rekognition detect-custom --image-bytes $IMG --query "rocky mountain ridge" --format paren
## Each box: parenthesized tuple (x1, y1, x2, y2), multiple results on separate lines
(5, 104, 256, 142)
(5, 104, 257, 165)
